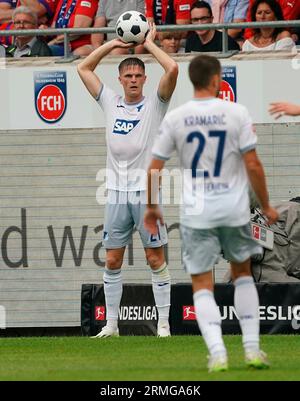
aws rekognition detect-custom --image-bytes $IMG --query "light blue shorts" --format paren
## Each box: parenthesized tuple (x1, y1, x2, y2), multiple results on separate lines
(180, 223, 263, 275)
(103, 190, 168, 249)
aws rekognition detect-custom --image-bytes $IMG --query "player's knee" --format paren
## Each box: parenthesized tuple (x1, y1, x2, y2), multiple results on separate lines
(147, 253, 164, 269)
(106, 255, 123, 269)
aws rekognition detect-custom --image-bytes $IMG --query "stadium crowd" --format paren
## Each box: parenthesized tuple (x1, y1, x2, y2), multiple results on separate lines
(0, 1, 299, 56)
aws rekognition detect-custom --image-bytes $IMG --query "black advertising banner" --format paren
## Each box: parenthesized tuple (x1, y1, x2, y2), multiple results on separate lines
(81, 283, 300, 336)
(81, 284, 158, 336)
(171, 283, 300, 335)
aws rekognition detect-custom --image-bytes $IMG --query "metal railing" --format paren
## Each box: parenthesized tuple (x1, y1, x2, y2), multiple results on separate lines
(1, 20, 300, 60)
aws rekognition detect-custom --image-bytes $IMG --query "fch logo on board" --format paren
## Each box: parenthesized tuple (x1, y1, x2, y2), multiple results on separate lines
(34, 71, 67, 124)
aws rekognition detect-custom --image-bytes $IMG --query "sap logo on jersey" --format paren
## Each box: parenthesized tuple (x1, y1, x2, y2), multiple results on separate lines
(113, 119, 140, 135)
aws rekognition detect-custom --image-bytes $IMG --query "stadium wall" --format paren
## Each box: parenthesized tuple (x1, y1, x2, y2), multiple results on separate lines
(0, 53, 300, 328)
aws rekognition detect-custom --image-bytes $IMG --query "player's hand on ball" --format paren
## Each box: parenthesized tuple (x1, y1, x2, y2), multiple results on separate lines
(144, 207, 164, 235)
(112, 38, 136, 48)
(144, 22, 157, 44)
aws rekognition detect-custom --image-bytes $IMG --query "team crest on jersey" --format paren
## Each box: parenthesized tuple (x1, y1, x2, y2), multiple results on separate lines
(113, 119, 140, 135)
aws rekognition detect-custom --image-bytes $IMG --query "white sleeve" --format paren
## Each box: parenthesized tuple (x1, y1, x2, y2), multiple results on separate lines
(242, 40, 252, 52)
(239, 106, 257, 153)
(152, 115, 176, 160)
(152, 91, 170, 122)
(96, 84, 118, 113)
(275, 38, 296, 51)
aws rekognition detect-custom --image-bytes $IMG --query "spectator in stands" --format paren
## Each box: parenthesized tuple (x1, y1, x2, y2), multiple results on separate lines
(0, 42, 5, 55)
(206, 0, 249, 43)
(159, 31, 183, 53)
(269, 101, 300, 118)
(5, 6, 52, 56)
(242, 0, 295, 52)
(0, 0, 58, 24)
(185, 1, 240, 53)
(145, 0, 194, 25)
(145, 0, 194, 39)
(0, 0, 16, 23)
(0, 0, 58, 46)
(245, 0, 300, 41)
(47, 0, 98, 56)
(91, 0, 145, 55)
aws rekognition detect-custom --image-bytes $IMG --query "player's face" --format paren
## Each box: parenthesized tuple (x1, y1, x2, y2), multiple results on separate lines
(255, 3, 276, 21)
(212, 74, 222, 97)
(191, 8, 213, 37)
(119, 65, 146, 101)
(216, 75, 222, 97)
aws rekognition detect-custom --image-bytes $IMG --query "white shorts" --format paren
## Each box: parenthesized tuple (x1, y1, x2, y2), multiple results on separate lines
(103, 190, 168, 249)
(180, 223, 263, 275)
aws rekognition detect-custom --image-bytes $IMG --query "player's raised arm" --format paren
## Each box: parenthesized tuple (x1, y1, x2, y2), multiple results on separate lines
(143, 23, 178, 101)
(243, 150, 278, 225)
(77, 39, 133, 99)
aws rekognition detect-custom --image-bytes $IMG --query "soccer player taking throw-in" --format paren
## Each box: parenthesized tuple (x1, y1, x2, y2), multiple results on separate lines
(77, 23, 178, 338)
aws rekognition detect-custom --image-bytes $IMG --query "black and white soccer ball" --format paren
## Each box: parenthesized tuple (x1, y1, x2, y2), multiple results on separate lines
(116, 11, 149, 44)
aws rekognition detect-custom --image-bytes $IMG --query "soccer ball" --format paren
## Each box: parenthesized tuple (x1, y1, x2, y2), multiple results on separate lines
(116, 11, 149, 44)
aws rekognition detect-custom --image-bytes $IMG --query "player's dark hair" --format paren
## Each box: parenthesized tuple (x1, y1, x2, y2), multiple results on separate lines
(118, 57, 145, 73)
(189, 55, 221, 89)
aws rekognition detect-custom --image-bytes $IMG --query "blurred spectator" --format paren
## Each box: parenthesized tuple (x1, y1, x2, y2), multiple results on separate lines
(48, 0, 98, 56)
(145, 0, 193, 25)
(242, 0, 295, 51)
(0, 0, 58, 24)
(206, 0, 249, 41)
(0, 21, 14, 46)
(245, 0, 300, 40)
(159, 30, 183, 52)
(0, 41, 5, 55)
(0, 0, 17, 23)
(91, 0, 145, 54)
(6, 6, 52, 56)
(185, 1, 240, 52)
(0, 0, 58, 46)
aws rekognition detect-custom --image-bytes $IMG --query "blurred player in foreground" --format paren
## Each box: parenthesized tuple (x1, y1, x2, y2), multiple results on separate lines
(269, 102, 300, 119)
(77, 24, 178, 338)
(144, 54, 278, 372)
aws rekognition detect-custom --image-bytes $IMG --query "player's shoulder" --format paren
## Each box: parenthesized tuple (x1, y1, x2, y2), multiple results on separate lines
(217, 98, 250, 116)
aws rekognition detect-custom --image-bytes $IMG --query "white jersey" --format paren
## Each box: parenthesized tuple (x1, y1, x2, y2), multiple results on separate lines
(152, 97, 257, 229)
(97, 84, 169, 191)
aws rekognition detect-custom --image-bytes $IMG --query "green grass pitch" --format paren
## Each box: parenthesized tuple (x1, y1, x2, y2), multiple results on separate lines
(0, 335, 299, 381)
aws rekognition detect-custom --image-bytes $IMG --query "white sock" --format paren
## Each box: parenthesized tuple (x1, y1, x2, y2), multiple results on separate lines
(194, 289, 226, 357)
(103, 267, 122, 329)
(151, 263, 171, 326)
(234, 276, 259, 353)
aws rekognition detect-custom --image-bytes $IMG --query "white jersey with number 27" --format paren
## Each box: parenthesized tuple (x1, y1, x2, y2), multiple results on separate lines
(152, 97, 257, 229)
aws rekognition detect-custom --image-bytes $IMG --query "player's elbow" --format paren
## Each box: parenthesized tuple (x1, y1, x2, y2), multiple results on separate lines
(169, 62, 179, 78)
(77, 63, 85, 78)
